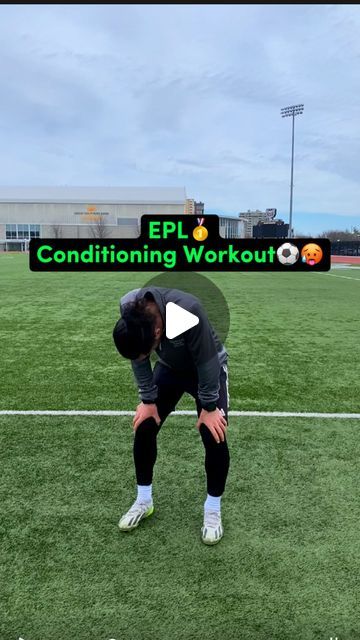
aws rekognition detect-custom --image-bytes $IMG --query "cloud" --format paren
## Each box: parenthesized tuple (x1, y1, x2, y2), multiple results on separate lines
(0, 4, 359, 231)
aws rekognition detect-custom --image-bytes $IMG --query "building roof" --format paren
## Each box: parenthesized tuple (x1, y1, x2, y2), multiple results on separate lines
(0, 186, 186, 204)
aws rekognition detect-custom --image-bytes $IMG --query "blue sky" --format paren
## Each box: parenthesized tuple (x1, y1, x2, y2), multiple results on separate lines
(0, 4, 359, 235)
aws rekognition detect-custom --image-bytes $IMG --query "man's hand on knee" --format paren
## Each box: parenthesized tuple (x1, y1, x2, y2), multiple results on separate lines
(196, 408, 227, 444)
(133, 402, 161, 431)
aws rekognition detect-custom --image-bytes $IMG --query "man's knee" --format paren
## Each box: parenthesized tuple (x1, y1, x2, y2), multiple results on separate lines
(135, 417, 160, 439)
(198, 422, 228, 449)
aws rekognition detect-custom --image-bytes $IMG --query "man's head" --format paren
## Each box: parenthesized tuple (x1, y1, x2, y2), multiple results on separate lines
(113, 297, 163, 360)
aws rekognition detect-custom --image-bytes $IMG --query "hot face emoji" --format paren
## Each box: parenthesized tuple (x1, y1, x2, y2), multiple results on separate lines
(301, 243, 323, 266)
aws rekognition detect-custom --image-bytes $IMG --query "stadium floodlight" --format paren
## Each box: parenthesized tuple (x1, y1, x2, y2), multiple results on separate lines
(281, 104, 304, 238)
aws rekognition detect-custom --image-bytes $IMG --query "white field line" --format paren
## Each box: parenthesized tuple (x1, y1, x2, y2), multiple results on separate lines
(0, 410, 359, 419)
(316, 272, 360, 282)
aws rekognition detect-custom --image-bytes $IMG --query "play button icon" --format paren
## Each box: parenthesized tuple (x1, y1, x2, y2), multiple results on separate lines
(165, 302, 199, 339)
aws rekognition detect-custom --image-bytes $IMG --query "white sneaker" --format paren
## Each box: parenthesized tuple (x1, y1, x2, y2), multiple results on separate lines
(201, 510, 224, 545)
(118, 501, 154, 531)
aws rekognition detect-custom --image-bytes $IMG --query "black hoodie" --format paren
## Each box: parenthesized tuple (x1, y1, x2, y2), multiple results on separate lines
(119, 286, 227, 408)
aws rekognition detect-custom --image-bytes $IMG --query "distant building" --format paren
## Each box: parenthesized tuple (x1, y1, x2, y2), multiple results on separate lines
(219, 216, 245, 239)
(185, 199, 205, 217)
(239, 209, 278, 238)
(194, 201, 204, 217)
(184, 198, 195, 215)
(0, 186, 187, 251)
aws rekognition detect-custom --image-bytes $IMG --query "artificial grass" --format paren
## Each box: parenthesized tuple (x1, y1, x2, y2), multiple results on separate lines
(0, 254, 359, 413)
(1, 254, 360, 639)
(1, 415, 360, 640)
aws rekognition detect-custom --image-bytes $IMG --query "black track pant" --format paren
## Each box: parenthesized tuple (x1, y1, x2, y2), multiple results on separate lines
(133, 362, 230, 497)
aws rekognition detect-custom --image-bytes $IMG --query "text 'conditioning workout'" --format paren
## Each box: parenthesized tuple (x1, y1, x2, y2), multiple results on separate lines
(29, 215, 331, 272)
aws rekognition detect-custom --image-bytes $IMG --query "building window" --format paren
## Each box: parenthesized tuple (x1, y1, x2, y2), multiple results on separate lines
(5, 223, 40, 239)
(6, 224, 17, 239)
(30, 224, 40, 238)
(17, 224, 30, 239)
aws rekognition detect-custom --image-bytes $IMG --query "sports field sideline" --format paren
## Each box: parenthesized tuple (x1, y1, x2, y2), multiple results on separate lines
(1, 253, 359, 640)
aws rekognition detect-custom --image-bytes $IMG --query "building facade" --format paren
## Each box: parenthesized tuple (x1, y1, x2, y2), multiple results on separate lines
(184, 198, 195, 215)
(239, 209, 277, 238)
(219, 216, 245, 239)
(0, 186, 187, 251)
(194, 202, 204, 217)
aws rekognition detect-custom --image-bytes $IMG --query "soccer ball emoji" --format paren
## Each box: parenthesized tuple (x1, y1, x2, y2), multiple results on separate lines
(277, 242, 299, 265)
(301, 243, 323, 266)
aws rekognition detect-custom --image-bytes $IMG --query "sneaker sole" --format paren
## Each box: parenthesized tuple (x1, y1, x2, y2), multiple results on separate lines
(118, 506, 154, 531)
(201, 535, 223, 546)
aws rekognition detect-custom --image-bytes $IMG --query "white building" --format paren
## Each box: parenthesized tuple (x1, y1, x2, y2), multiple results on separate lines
(219, 215, 245, 239)
(0, 186, 187, 251)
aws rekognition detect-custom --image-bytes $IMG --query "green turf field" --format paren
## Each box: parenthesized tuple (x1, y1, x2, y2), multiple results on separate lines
(0, 253, 360, 640)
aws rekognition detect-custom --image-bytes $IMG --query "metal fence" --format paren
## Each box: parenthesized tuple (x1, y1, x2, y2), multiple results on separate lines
(331, 241, 360, 256)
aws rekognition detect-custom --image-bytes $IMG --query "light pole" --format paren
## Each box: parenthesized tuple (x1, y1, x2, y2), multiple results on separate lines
(281, 104, 304, 238)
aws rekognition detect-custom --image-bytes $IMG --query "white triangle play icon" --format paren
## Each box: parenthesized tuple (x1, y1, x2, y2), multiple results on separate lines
(165, 302, 199, 339)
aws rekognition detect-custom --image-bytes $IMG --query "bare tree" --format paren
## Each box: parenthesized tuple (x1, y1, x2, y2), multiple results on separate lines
(50, 225, 62, 238)
(88, 216, 111, 239)
(317, 229, 357, 241)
